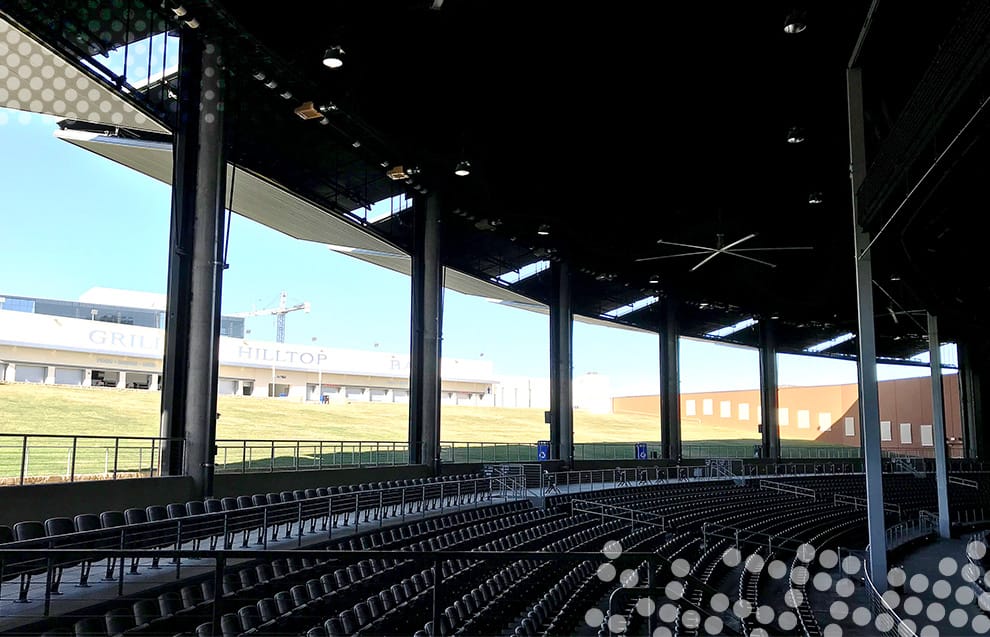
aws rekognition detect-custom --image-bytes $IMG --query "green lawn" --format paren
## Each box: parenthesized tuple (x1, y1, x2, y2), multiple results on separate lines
(0, 383, 851, 481)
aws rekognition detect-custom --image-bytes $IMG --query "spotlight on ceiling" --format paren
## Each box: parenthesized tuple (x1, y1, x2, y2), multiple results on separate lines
(808, 192, 824, 205)
(322, 46, 345, 69)
(386, 165, 420, 181)
(252, 70, 266, 81)
(783, 10, 807, 34)
(786, 127, 805, 144)
(648, 274, 660, 285)
(280, 90, 293, 100)
(264, 79, 278, 89)
(454, 160, 471, 177)
(537, 224, 550, 236)
(294, 101, 322, 120)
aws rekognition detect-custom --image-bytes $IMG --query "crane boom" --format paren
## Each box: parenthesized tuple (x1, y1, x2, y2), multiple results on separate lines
(231, 291, 310, 343)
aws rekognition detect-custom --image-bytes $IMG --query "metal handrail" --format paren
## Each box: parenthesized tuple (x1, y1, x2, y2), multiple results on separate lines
(214, 439, 417, 473)
(0, 433, 182, 486)
(759, 480, 816, 499)
(571, 498, 666, 530)
(834, 493, 901, 518)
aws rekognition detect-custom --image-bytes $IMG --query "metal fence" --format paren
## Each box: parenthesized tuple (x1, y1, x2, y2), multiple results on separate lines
(0, 433, 179, 486)
(214, 439, 417, 474)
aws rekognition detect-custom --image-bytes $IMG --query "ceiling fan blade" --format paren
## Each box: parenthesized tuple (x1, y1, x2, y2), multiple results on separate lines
(721, 233, 758, 251)
(635, 250, 712, 262)
(733, 246, 814, 252)
(690, 251, 723, 272)
(722, 251, 778, 268)
(656, 239, 719, 252)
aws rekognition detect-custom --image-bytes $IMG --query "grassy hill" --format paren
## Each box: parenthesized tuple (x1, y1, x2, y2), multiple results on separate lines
(0, 383, 845, 480)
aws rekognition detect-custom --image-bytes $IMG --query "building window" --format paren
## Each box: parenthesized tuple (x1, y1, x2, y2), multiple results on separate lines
(779, 408, 789, 426)
(818, 412, 832, 432)
(720, 400, 731, 418)
(685, 399, 696, 417)
(900, 423, 912, 444)
(797, 410, 810, 429)
(880, 421, 892, 441)
(738, 403, 750, 421)
(844, 417, 855, 437)
(921, 425, 934, 447)
(702, 399, 713, 416)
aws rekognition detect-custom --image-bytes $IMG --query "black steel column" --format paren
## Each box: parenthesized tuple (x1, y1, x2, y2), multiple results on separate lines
(848, 65, 887, 587)
(159, 35, 226, 497)
(408, 194, 442, 471)
(958, 339, 987, 460)
(660, 299, 681, 461)
(759, 319, 780, 461)
(549, 261, 574, 465)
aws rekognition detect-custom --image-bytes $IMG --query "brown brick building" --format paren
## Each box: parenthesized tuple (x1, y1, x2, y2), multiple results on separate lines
(613, 375, 962, 456)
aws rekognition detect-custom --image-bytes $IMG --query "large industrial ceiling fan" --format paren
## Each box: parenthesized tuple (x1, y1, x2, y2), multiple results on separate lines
(636, 233, 813, 271)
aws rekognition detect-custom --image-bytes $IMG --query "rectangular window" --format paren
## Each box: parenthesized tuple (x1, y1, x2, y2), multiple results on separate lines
(880, 421, 892, 441)
(818, 412, 832, 432)
(685, 399, 696, 417)
(920, 425, 934, 447)
(778, 408, 789, 426)
(703, 399, 713, 416)
(900, 423, 913, 444)
(738, 403, 750, 421)
(797, 410, 811, 429)
(844, 417, 855, 437)
(720, 400, 732, 418)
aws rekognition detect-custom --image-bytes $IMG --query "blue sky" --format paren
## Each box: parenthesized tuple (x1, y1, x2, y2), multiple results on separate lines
(0, 107, 940, 395)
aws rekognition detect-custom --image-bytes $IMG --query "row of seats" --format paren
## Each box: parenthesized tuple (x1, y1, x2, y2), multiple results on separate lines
(42, 501, 536, 637)
(0, 473, 496, 605)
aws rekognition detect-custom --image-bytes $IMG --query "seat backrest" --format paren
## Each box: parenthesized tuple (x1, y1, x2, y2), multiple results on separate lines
(158, 591, 182, 617)
(73, 617, 105, 637)
(123, 508, 147, 525)
(353, 601, 372, 627)
(220, 612, 241, 637)
(73, 513, 101, 533)
(290, 583, 310, 607)
(166, 503, 187, 519)
(205, 498, 224, 514)
(100, 511, 125, 528)
(186, 501, 207, 516)
(222, 497, 240, 511)
(145, 505, 168, 522)
(180, 584, 204, 608)
(257, 597, 278, 622)
(307, 627, 329, 637)
(275, 590, 294, 614)
(44, 517, 75, 537)
(324, 617, 344, 637)
(133, 598, 160, 626)
(14, 520, 46, 541)
(105, 606, 135, 634)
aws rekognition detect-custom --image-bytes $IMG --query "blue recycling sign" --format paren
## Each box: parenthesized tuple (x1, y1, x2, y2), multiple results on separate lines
(537, 440, 550, 461)
(635, 442, 648, 460)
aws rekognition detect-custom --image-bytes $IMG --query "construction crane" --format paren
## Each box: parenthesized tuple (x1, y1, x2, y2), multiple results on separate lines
(232, 291, 310, 343)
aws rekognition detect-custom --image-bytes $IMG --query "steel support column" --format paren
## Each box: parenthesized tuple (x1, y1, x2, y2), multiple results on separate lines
(408, 194, 442, 472)
(848, 66, 887, 587)
(759, 319, 780, 461)
(958, 339, 987, 460)
(159, 35, 226, 498)
(928, 314, 952, 537)
(660, 299, 681, 461)
(549, 261, 574, 466)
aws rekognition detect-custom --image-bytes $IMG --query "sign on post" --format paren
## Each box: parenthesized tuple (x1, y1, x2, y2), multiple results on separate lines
(635, 442, 648, 460)
(537, 440, 550, 461)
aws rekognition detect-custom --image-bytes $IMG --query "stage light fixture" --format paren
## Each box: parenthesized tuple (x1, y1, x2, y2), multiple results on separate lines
(537, 224, 550, 236)
(784, 10, 807, 34)
(808, 192, 824, 204)
(786, 127, 805, 143)
(322, 46, 345, 69)
(454, 160, 471, 177)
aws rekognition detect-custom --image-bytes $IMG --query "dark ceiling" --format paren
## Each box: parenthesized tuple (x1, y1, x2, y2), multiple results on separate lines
(3, 0, 989, 361)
